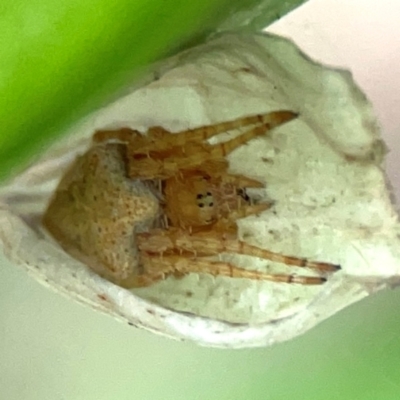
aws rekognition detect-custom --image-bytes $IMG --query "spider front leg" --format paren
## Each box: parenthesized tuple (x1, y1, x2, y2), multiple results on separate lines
(189, 159, 265, 189)
(135, 227, 340, 287)
(125, 110, 298, 179)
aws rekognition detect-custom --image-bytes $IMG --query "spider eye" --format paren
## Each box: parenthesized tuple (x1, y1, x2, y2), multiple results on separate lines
(209, 202, 214, 207)
(196, 194, 203, 199)
(206, 192, 212, 196)
(198, 203, 204, 208)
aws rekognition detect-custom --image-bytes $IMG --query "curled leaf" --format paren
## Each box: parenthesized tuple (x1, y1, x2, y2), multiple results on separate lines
(1, 33, 399, 348)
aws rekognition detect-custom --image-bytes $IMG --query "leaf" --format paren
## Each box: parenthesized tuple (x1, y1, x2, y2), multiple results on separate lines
(1, 32, 398, 348)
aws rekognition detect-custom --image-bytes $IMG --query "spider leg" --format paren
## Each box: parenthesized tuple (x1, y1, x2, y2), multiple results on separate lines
(111, 110, 297, 155)
(154, 110, 298, 147)
(137, 228, 341, 273)
(151, 110, 297, 174)
(195, 160, 265, 188)
(217, 203, 274, 224)
(217, 174, 265, 188)
(127, 110, 298, 179)
(135, 254, 327, 287)
(210, 110, 297, 158)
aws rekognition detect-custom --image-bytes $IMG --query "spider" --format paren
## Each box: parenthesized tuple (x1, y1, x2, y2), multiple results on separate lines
(43, 110, 340, 289)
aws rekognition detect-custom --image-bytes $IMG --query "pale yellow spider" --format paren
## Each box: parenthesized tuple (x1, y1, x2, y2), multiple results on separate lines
(43, 110, 340, 288)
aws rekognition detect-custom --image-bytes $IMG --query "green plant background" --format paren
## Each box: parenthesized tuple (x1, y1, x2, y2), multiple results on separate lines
(0, 0, 306, 181)
(1, 257, 400, 399)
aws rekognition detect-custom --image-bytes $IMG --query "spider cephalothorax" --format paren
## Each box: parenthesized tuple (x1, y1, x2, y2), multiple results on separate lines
(43, 110, 340, 289)
(162, 168, 270, 230)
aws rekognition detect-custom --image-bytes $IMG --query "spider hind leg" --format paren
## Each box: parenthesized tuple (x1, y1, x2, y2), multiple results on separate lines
(136, 228, 340, 287)
(136, 254, 328, 287)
